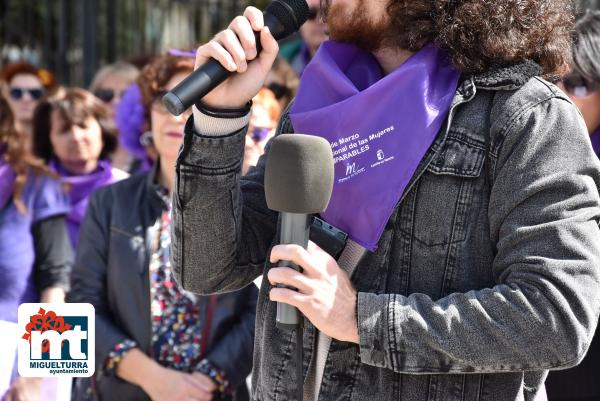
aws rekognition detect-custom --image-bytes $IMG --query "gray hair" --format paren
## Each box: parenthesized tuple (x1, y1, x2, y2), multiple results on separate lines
(572, 10, 600, 83)
(89, 62, 139, 92)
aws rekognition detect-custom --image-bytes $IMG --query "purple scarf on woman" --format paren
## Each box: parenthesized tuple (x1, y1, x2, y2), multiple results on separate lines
(49, 159, 120, 247)
(0, 145, 16, 211)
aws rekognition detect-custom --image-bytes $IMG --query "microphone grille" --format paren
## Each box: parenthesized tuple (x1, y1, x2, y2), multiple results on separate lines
(265, 134, 334, 214)
(266, 0, 310, 38)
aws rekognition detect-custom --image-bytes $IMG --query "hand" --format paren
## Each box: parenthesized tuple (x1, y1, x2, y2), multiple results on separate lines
(196, 6, 279, 109)
(191, 372, 217, 395)
(143, 365, 215, 401)
(4, 377, 42, 401)
(268, 242, 360, 343)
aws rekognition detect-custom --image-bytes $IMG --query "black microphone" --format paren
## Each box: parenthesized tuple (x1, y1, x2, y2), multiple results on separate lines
(264, 134, 334, 330)
(163, 0, 309, 116)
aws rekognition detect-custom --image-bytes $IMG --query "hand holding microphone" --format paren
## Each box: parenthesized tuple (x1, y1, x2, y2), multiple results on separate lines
(163, 0, 309, 113)
(263, 134, 359, 344)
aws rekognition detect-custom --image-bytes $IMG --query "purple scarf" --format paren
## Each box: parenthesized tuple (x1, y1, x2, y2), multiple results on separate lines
(0, 145, 16, 211)
(290, 41, 460, 250)
(49, 159, 119, 246)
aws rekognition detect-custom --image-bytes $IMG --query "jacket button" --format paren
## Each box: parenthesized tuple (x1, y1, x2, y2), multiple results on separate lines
(330, 373, 339, 381)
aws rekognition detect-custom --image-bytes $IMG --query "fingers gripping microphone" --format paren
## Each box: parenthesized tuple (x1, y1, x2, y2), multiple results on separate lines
(163, 0, 309, 116)
(265, 134, 334, 330)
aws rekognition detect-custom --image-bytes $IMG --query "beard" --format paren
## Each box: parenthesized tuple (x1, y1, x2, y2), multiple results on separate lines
(324, 1, 392, 52)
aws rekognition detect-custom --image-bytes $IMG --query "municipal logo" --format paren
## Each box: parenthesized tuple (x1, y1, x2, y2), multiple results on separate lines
(346, 162, 357, 176)
(18, 303, 95, 377)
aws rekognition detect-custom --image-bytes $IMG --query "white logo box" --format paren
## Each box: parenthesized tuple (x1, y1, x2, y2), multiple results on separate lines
(18, 303, 95, 378)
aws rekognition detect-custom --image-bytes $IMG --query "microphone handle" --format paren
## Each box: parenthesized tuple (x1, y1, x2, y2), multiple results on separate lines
(163, 12, 283, 116)
(276, 212, 311, 330)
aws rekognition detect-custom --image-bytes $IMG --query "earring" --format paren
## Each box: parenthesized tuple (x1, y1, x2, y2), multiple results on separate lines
(140, 131, 154, 147)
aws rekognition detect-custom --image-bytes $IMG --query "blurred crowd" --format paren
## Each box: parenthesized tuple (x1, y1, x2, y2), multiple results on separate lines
(1, 2, 600, 401)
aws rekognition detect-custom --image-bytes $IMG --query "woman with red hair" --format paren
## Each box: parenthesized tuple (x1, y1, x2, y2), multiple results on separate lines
(0, 93, 72, 400)
(242, 88, 281, 176)
(1, 62, 54, 148)
(68, 54, 256, 401)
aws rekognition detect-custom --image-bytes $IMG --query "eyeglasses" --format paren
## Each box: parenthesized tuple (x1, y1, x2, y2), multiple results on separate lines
(561, 74, 600, 98)
(265, 83, 291, 101)
(9, 87, 44, 101)
(250, 126, 272, 142)
(307, 7, 321, 21)
(94, 88, 124, 103)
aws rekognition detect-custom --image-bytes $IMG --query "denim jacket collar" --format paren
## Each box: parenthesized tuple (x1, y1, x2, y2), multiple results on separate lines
(469, 60, 543, 91)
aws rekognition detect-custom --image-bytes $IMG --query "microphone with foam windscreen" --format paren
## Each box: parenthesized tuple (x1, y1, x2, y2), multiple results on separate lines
(163, 0, 310, 116)
(265, 134, 334, 330)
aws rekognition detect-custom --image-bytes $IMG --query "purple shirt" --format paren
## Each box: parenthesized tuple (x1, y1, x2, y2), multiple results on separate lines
(0, 173, 69, 322)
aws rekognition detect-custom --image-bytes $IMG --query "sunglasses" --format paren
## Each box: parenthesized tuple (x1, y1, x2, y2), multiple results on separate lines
(307, 7, 321, 21)
(94, 88, 124, 103)
(250, 126, 272, 142)
(561, 74, 600, 98)
(9, 87, 44, 101)
(265, 83, 291, 100)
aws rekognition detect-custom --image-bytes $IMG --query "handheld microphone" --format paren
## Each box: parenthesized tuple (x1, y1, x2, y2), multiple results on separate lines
(162, 0, 310, 116)
(264, 134, 334, 330)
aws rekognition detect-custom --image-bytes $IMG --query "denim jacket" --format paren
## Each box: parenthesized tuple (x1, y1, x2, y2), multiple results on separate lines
(172, 61, 600, 401)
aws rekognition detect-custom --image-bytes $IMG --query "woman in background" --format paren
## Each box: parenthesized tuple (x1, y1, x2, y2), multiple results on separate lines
(556, 10, 600, 155)
(546, 9, 600, 401)
(68, 54, 256, 401)
(264, 56, 299, 111)
(243, 88, 281, 176)
(89, 62, 140, 171)
(32, 88, 127, 249)
(0, 94, 72, 401)
(0, 62, 54, 149)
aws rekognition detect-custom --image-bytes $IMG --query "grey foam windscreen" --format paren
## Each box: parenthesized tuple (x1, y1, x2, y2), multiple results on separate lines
(265, 134, 334, 214)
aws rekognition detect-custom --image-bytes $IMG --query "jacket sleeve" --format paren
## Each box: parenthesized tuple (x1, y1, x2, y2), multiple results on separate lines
(171, 116, 279, 295)
(202, 284, 258, 389)
(66, 189, 133, 375)
(33, 215, 73, 292)
(357, 94, 600, 374)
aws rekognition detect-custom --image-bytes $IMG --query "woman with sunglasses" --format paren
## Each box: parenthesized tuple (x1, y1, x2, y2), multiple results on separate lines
(0, 93, 72, 401)
(67, 54, 256, 401)
(0, 62, 53, 149)
(264, 57, 299, 111)
(89, 62, 140, 172)
(545, 10, 600, 401)
(31, 88, 127, 250)
(243, 88, 281, 176)
(557, 10, 600, 156)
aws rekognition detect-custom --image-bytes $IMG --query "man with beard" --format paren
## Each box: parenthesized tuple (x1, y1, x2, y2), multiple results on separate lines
(171, 0, 600, 400)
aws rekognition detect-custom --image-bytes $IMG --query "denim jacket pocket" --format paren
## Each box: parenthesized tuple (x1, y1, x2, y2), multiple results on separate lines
(409, 129, 486, 247)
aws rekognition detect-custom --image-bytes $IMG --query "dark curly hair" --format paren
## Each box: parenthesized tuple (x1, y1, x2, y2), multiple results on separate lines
(32, 87, 118, 163)
(322, 0, 574, 78)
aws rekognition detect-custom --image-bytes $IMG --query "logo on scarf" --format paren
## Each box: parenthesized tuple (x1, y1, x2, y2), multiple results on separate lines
(18, 303, 95, 377)
(346, 163, 357, 176)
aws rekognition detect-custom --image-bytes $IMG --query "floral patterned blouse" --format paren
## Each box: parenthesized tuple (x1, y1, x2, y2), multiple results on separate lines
(105, 196, 231, 398)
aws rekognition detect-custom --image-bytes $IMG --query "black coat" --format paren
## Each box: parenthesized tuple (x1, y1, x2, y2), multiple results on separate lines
(67, 167, 257, 401)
